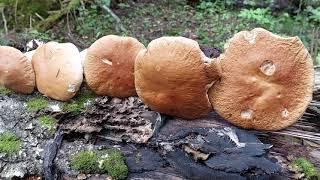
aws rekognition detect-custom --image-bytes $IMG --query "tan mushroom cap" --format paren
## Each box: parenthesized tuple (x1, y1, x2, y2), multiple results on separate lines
(208, 28, 314, 130)
(84, 35, 145, 97)
(0, 46, 35, 94)
(32, 42, 83, 101)
(135, 37, 220, 119)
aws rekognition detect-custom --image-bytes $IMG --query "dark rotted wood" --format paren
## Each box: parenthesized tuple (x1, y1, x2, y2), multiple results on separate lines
(43, 129, 63, 180)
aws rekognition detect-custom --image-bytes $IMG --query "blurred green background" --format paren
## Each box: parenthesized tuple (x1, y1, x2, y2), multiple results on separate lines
(0, 0, 319, 64)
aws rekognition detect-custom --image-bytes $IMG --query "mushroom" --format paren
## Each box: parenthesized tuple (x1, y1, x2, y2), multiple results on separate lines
(80, 49, 87, 67)
(208, 28, 314, 130)
(135, 37, 220, 119)
(84, 35, 145, 97)
(0, 46, 35, 94)
(32, 42, 83, 101)
(24, 50, 36, 62)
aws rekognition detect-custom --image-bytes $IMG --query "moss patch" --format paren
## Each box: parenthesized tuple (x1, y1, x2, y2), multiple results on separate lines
(291, 157, 320, 179)
(26, 97, 49, 112)
(100, 149, 128, 180)
(0, 86, 12, 96)
(38, 115, 56, 134)
(70, 150, 99, 173)
(62, 90, 95, 114)
(70, 149, 128, 179)
(0, 132, 21, 155)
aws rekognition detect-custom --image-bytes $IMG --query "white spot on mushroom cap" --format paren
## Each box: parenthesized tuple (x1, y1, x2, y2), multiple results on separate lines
(260, 60, 276, 76)
(241, 109, 253, 119)
(282, 108, 289, 118)
(243, 31, 257, 44)
(67, 84, 76, 93)
(102, 59, 112, 65)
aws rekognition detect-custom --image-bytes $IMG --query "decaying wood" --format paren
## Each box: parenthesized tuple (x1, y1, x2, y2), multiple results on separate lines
(43, 129, 63, 180)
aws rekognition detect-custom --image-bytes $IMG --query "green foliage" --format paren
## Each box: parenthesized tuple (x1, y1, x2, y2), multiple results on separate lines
(238, 8, 275, 29)
(75, 1, 116, 44)
(62, 90, 95, 114)
(26, 97, 48, 112)
(307, 6, 320, 24)
(0, 86, 12, 96)
(70, 150, 99, 173)
(0, 0, 58, 29)
(100, 149, 128, 180)
(0, 132, 21, 155)
(38, 116, 56, 134)
(292, 157, 320, 179)
(26, 29, 51, 41)
(197, 0, 226, 14)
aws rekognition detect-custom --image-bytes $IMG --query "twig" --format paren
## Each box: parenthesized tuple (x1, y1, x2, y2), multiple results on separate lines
(100, 4, 127, 33)
(35, 12, 44, 21)
(14, 0, 18, 25)
(0, 7, 8, 34)
(29, 15, 32, 29)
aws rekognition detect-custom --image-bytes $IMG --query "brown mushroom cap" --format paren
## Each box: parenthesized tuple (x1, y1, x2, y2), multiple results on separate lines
(84, 35, 145, 97)
(135, 37, 219, 119)
(32, 42, 83, 101)
(0, 46, 35, 94)
(208, 28, 314, 130)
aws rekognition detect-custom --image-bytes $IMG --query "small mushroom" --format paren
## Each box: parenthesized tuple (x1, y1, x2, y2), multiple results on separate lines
(0, 46, 35, 94)
(208, 28, 314, 130)
(84, 35, 145, 97)
(32, 42, 83, 101)
(135, 37, 220, 119)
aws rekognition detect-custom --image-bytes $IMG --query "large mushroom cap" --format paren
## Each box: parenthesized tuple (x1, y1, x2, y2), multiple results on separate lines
(135, 37, 219, 119)
(208, 28, 314, 130)
(32, 42, 83, 101)
(84, 35, 145, 97)
(0, 46, 35, 94)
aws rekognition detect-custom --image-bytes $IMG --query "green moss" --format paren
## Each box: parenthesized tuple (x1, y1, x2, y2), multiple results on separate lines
(292, 157, 320, 179)
(38, 115, 56, 134)
(0, 132, 21, 155)
(70, 149, 128, 179)
(100, 149, 128, 180)
(26, 97, 49, 112)
(62, 90, 95, 114)
(70, 150, 99, 173)
(0, 86, 12, 96)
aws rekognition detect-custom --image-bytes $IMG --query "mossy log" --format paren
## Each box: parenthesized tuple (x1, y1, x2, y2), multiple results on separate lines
(35, 0, 80, 31)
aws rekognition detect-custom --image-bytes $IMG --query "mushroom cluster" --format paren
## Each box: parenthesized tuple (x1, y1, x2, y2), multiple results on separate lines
(0, 28, 314, 131)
